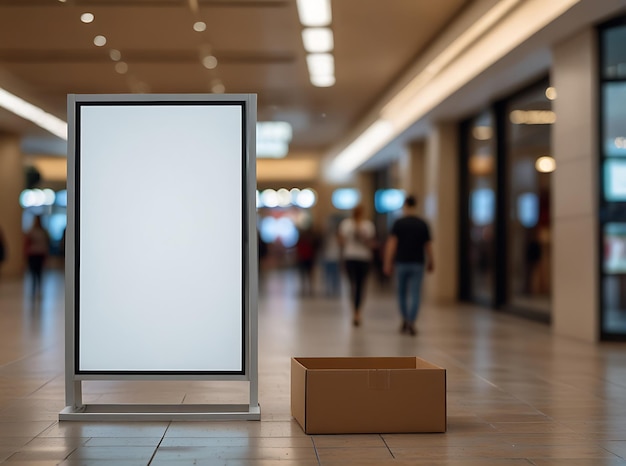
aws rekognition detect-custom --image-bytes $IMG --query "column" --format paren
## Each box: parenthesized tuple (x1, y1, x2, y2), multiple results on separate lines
(399, 141, 426, 216)
(551, 28, 599, 342)
(0, 132, 24, 278)
(423, 123, 459, 303)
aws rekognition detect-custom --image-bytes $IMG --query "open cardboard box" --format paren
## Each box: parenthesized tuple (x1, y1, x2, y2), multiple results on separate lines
(291, 356, 446, 434)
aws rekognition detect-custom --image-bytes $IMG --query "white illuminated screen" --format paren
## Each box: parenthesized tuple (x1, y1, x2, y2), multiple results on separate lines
(78, 103, 244, 373)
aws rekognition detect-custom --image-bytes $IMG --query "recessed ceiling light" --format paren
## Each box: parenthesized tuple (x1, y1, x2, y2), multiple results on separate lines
(545, 86, 557, 100)
(306, 53, 334, 76)
(193, 21, 207, 32)
(310, 74, 335, 87)
(115, 62, 128, 74)
(211, 80, 225, 93)
(302, 27, 334, 53)
(202, 55, 218, 69)
(93, 35, 107, 47)
(81, 13, 94, 23)
(535, 156, 556, 173)
(296, 0, 331, 27)
(109, 49, 121, 61)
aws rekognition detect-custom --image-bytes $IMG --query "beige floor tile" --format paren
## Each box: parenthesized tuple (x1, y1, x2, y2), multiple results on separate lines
(0, 437, 31, 448)
(315, 446, 393, 463)
(164, 420, 307, 438)
(2, 461, 67, 466)
(59, 461, 149, 466)
(40, 422, 169, 438)
(312, 433, 385, 448)
(151, 460, 319, 466)
(152, 445, 318, 461)
(604, 440, 626, 457)
(159, 436, 313, 447)
(530, 460, 626, 466)
(83, 437, 162, 447)
(0, 421, 56, 438)
(65, 446, 156, 460)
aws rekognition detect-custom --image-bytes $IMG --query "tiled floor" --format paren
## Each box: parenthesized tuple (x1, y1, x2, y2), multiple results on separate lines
(1, 267, 626, 465)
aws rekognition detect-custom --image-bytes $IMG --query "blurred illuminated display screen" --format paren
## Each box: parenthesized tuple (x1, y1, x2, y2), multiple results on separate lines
(604, 159, 626, 201)
(470, 188, 494, 226)
(605, 223, 626, 273)
(77, 101, 245, 374)
(332, 188, 360, 210)
(374, 189, 405, 214)
(517, 192, 539, 228)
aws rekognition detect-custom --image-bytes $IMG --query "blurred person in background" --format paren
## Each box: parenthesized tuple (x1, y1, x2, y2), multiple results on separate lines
(383, 195, 434, 336)
(338, 205, 376, 326)
(24, 216, 50, 298)
(296, 226, 318, 296)
(321, 217, 341, 297)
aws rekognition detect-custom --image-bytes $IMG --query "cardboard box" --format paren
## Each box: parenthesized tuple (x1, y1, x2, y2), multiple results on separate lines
(291, 356, 446, 434)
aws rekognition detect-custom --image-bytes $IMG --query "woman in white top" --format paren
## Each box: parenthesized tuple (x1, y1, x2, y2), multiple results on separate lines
(25, 216, 50, 298)
(338, 205, 376, 326)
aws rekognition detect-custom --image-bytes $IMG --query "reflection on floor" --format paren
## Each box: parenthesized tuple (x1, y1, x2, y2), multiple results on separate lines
(0, 267, 626, 465)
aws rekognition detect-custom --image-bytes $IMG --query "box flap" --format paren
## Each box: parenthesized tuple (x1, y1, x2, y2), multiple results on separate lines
(290, 358, 307, 431)
(293, 356, 418, 370)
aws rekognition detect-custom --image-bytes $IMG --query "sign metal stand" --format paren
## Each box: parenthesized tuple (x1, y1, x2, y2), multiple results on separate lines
(60, 94, 260, 421)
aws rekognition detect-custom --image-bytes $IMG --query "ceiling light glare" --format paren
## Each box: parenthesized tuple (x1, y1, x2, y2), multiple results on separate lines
(307, 53, 335, 87)
(277, 188, 292, 207)
(290, 188, 301, 204)
(257, 121, 293, 158)
(93, 35, 107, 47)
(81, 13, 94, 23)
(257, 121, 293, 142)
(310, 74, 335, 87)
(472, 125, 492, 140)
(202, 55, 218, 69)
(306, 53, 334, 76)
(296, 188, 317, 208)
(0, 87, 67, 140)
(509, 110, 556, 125)
(261, 189, 279, 208)
(193, 21, 207, 32)
(545, 86, 557, 100)
(42, 188, 56, 205)
(296, 0, 331, 26)
(257, 140, 289, 158)
(302, 27, 334, 53)
(535, 156, 556, 173)
(115, 62, 128, 74)
(109, 49, 122, 61)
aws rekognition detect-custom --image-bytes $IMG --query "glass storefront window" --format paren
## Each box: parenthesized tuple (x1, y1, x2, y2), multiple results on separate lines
(603, 223, 626, 334)
(505, 81, 553, 316)
(600, 18, 626, 338)
(602, 24, 626, 79)
(464, 111, 496, 304)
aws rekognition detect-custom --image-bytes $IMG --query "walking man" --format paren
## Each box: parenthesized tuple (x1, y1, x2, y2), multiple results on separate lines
(383, 195, 434, 335)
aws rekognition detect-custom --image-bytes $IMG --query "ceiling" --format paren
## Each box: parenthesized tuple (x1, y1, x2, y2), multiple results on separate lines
(0, 0, 471, 157)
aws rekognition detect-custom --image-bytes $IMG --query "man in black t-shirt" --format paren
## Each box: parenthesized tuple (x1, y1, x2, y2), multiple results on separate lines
(383, 195, 434, 336)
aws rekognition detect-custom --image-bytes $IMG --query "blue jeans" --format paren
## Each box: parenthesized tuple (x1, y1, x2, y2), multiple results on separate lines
(395, 263, 425, 323)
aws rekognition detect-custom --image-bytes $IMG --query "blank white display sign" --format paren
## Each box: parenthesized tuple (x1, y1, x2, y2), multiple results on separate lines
(78, 103, 244, 373)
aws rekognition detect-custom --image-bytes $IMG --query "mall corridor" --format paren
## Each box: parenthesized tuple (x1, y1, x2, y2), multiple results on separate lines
(0, 269, 625, 465)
